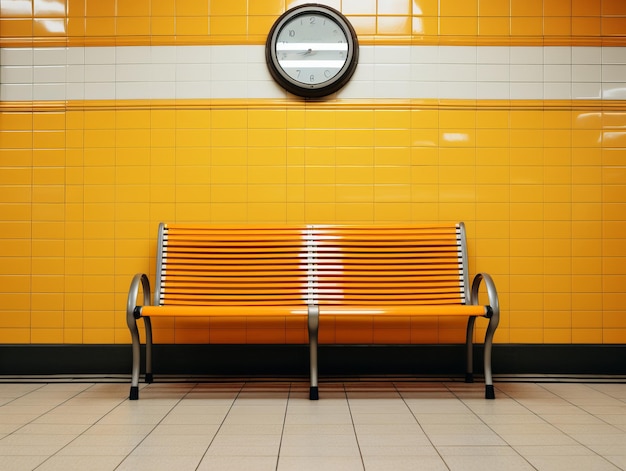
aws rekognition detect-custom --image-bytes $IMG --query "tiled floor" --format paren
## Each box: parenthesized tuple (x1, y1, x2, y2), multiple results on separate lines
(0, 379, 625, 470)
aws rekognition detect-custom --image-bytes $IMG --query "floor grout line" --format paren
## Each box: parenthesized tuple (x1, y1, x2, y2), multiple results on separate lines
(0, 381, 625, 471)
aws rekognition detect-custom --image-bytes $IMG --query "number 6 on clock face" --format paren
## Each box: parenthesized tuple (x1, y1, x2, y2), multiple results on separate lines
(265, 4, 359, 98)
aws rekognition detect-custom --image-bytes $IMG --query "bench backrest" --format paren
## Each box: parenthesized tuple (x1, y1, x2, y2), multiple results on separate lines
(154, 223, 470, 308)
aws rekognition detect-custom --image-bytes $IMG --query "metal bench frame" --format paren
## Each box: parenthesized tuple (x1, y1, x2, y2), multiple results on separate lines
(127, 222, 500, 400)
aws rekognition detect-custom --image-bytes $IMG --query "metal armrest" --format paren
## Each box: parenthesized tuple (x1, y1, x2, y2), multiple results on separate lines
(126, 273, 151, 400)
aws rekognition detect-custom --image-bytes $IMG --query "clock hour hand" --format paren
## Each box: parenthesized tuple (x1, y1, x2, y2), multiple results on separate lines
(300, 48, 315, 56)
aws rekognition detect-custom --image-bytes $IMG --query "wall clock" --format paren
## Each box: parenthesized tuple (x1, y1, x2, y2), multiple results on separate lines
(265, 4, 359, 98)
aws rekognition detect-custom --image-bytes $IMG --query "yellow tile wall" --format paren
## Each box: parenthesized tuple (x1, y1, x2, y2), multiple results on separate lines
(2, 0, 626, 47)
(0, 0, 625, 346)
(1, 102, 626, 345)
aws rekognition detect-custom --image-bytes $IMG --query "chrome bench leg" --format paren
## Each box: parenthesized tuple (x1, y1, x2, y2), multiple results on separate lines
(308, 305, 320, 400)
(128, 317, 141, 401)
(465, 316, 476, 383)
(483, 313, 498, 399)
(144, 317, 153, 384)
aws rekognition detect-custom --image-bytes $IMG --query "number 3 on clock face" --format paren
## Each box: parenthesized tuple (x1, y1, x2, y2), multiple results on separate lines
(265, 4, 359, 98)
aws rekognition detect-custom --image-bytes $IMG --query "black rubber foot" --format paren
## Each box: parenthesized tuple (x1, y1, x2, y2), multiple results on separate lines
(130, 386, 139, 400)
(309, 386, 319, 400)
(465, 373, 474, 383)
(145, 373, 153, 383)
(485, 384, 495, 399)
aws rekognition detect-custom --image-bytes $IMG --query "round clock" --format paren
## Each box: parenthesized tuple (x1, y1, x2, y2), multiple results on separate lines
(265, 4, 359, 98)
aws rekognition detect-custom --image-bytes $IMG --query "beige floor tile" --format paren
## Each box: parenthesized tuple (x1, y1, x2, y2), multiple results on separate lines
(443, 454, 536, 470)
(0, 433, 75, 447)
(525, 455, 622, 471)
(150, 423, 220, 436)
(34, 455, 126, 471)
(606, 456, 626, 469)
(282, 423, 356, 435)
(568, 433, 626, 446)
(130, 444, 209, 456)
(32, 412, 107, 425)
(555, 423, 624, 434)
(437, 445, 522, 456)
(351, 413, 417, 425)
(13, 423, 91, 435)
(590, 444, 626, 456)
(285, 412, 354, 425)
(0, 455, 49, 471)
(354, 423, 425, 435)
(67, 433, 145, 448)
(160, 413, 227, 425)
(422, 423, 498, 435)
(413, 412, 484, 425)
(115, 455, 202, 471)
(277, 456, 364, 471)
(0, 444, 65, 456)
(0, 380, 625, 471)
(56, 444, 138, 456)
(221, 413, 287, 425)
(217, 423, 284, 435)
(513, 445, 596, 456)
(279, 445, 361, 458)
(488, 423, 563, 435)
(83, 423, 156, 435)
(210, 433, 282, 448)
(362, 455, 448, 471)
(139, 433, 213, 447)
(205, 443, 281, 457)
(281, 433, 357, 448)
(197, 455, 278, 471)
(356, 432, 431, 447)
(427, 433, 508, 447)
(359, 445, 440, 457)
(497, 432, 579, 446)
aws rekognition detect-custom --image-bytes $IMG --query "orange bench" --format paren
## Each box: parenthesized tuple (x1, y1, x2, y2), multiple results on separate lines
(127, 222, 500, 400)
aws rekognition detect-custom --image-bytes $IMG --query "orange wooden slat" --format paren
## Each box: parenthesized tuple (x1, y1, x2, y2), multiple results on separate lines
(161, 288, 464, 298)
(162, 266, 301, 273)
(163, 252, 305, 259)
(161, 279, 462, 289)
(159, 299, 309, 306)
(162, 277, 308, 284)
(161, 268, 461, 278)
(153, 223, 473, 310)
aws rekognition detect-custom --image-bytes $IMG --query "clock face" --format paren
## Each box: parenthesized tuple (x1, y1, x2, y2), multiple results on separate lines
(266, 4, 359, 98)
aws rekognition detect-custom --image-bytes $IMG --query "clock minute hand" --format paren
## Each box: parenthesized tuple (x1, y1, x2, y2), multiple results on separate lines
(300, 48, 315, 56)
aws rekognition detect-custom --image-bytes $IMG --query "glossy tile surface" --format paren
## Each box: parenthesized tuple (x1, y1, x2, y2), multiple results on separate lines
(0, 380, 625, 470)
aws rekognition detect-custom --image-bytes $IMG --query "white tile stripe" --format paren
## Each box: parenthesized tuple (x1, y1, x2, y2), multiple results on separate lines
(1, 45, 625, 102)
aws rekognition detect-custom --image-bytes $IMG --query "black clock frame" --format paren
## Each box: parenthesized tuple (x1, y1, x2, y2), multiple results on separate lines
(265, 4, 359, 98)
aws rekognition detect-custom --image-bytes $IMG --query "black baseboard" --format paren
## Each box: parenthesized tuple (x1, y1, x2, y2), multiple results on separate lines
(1, 344, 625, 377)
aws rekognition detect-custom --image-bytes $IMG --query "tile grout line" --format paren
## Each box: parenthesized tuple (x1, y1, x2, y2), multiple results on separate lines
(274, 382, 292, 471)
(532, 383, 626, 469)
(24, 383, 127, 471)
(193, 382, 246, 471)
(394, 381, 452, 471)
(111, 384, 197, 471)
(344, 383, 367, 471)
(449, 384, 541, 470)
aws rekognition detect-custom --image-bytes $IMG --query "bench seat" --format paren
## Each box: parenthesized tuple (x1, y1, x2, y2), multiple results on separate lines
(127, 222, 499, 400)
